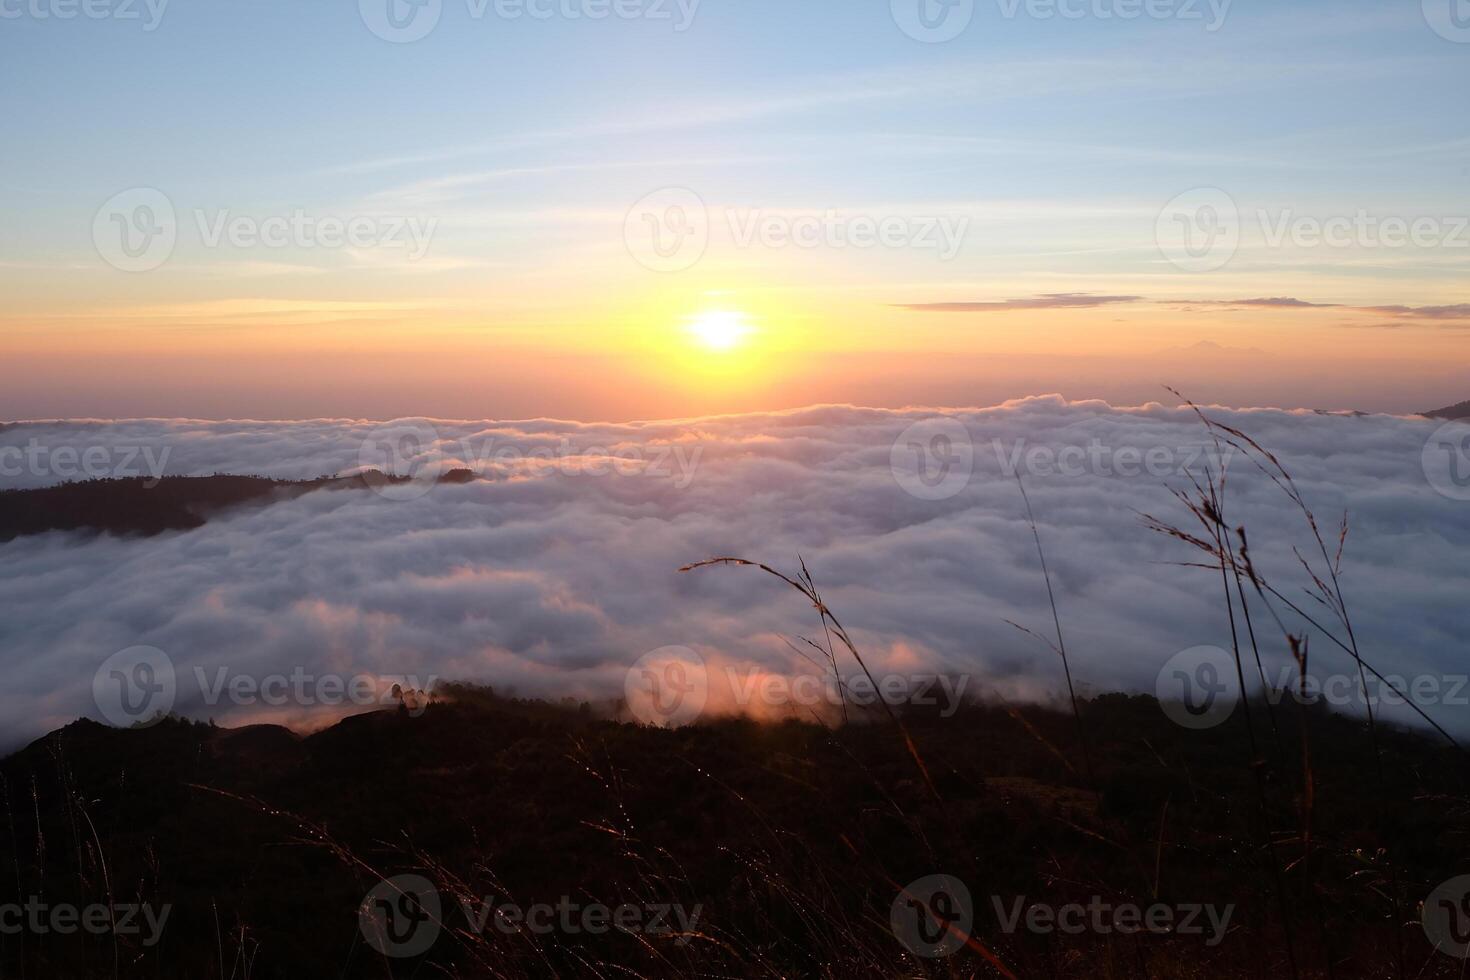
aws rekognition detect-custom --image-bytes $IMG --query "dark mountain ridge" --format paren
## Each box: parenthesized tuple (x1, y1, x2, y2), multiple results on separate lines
(1424, 399, 1470, 420)
(0, 469, 476, 541)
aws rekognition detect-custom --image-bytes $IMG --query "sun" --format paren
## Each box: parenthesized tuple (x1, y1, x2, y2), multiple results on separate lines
(686, 310, 753, 352)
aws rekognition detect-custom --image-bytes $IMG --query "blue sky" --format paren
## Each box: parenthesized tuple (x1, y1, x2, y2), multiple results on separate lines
(2, 0, 1468, 419)
(5, 0, 1461, 200)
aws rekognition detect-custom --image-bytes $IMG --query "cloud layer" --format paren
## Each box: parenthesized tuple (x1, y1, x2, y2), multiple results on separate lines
(1, 398, 1467, 749)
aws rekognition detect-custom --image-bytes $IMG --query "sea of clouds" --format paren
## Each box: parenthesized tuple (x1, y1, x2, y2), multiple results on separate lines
(1, 396, 1467, 749)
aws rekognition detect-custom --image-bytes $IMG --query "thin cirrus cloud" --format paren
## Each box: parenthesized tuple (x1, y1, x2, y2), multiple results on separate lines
(899, 294, 1470, 323)
(1169, 299, 1470, 321)
(896, 293, 1145, 312)
(1365, 304, 1470, 320)
(0, 398, 1466, 750)
(1172, 297, 1345, 309)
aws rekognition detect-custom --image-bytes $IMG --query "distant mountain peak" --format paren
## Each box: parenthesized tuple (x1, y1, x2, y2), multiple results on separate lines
(1423, 399, 1470, 420)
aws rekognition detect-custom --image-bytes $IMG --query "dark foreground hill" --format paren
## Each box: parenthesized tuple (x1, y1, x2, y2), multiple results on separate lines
(0, 687, 1464, 979)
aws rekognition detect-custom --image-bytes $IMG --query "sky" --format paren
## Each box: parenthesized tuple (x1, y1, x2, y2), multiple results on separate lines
(2, 0, 1469, 420)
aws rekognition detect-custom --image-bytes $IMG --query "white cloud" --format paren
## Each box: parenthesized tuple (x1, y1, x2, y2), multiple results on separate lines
(0, 398, 1466, 749)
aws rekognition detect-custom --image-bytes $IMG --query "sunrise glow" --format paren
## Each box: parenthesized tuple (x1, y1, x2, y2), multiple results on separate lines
(686, 310, 754, 353)
(0, 1, 1463, 425)
(2, 5, 1467, 974)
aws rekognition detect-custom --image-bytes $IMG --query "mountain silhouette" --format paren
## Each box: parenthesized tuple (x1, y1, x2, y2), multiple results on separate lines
(1424, 399, 1470, 420)
(0, 469, 477, 541)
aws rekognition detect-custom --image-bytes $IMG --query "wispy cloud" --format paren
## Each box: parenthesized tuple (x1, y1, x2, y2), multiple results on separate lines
(1172, 297, 1343, 309)
(1117, 296, 1470, 322)
(319, 61, 981, 179)
(366, 154, 792, 208)
(894, 294, 1470, 328)
(317, 52, 1292, 180)
(897, 293, 1143, 313)
(1363, 304, 1470, 320)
